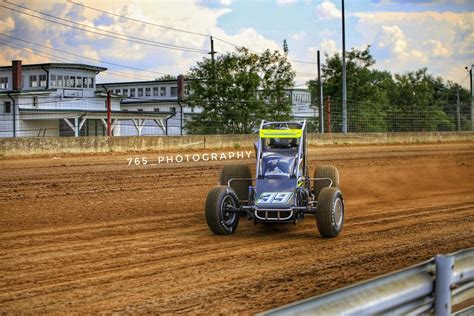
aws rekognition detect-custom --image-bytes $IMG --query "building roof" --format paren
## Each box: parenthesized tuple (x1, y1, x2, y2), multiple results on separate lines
(0, 63, 107, 73)
(120, 98, 179, 105)
(99, 79, 180, 86)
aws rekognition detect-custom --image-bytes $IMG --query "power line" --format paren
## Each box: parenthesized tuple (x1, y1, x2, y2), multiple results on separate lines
(0, 39, 156, 81)
(0, 33, 170, 76)
(1, 1, 208, 54)
(67, 0, 210, 38)
(67, 0, 318, 65)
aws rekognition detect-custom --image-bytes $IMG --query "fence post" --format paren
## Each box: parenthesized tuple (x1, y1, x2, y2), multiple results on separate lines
(326, 96, 331, 134)
(106, 91, 112, 137)
(435, 254, 453, 316)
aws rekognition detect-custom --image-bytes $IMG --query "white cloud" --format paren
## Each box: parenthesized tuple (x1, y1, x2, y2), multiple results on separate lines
(0, 0, 284, 83)
(0, 16, 15, 33)
(220, 0, 232, 6)
(423, 39, 451, 57)
(320, 39, 338, 56)
(354, 11, 472, 87)
(315, 1, 341, 20)
(290, 32, 306, 41)
(377, 25, 408, 56)
(277, 0, 298, 6)
(307, 39, 338, 58)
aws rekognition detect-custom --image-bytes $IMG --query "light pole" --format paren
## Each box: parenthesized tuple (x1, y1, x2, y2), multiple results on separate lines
(341, 0, 347, 133)
(467, 66, 473, 131)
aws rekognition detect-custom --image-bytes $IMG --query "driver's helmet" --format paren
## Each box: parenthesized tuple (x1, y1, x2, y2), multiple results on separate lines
(269, 126, 291, 148)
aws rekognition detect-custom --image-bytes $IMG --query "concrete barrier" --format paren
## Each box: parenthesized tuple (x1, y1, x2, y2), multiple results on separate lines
(0, 132, 473, 157)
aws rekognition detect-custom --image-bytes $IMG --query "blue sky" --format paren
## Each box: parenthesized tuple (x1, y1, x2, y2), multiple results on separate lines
(0, 0, 472, 88)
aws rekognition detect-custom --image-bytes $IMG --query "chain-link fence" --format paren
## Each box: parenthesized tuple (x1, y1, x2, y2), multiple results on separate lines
(0, 96, 472, 137)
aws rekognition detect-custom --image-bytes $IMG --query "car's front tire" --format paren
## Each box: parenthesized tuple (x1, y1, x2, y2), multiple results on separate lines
(205, 186, 240, 235)
(316, 187, 344, 237)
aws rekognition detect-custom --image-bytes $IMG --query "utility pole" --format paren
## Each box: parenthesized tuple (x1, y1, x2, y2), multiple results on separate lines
(467, 65, 473, 131)
(456, 89, 461, 131)
(341, 0, 347, 133)
(209, 36, 217, 111)
(209, 36, 216, 66)
(317, 50, 324, 133)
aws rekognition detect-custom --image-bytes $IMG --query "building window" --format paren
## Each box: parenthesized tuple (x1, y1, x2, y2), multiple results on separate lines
(170, 107, 176, 113)
(83, 77, 88, 88)
(50, 74, 56, 87)
(89, 77, 94, 89)
(30, 75, 38, 88)
(154, 108, 160, 112)
(138, 88, 143, 97)
(123, 88, 128, 96)
(39, 74, 47, 87)
(115, 89, 121, 95)
(138, 108, 143, 112)
(57, 75, 63, 87)
(170, 86, 177, 97)
(145, 87, 151, 97)
(75, 76, 82, 88)
(33, 97, 38, 108)
(0, 77, 8, 89)
(153, 87, 159, 96)
(4, 101, 11, 113)
(160, 86, 166, 96)
(70, 76, 77, 88)
(130, 88, 136, 97)
(185, 84, 190, 96)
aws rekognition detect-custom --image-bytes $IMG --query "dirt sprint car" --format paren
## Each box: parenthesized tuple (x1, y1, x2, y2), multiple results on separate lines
(205, 120, 344, 237)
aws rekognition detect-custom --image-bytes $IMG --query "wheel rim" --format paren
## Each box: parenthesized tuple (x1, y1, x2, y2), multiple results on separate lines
(333, 197, 343, 228)
(221, 195, 236, 226)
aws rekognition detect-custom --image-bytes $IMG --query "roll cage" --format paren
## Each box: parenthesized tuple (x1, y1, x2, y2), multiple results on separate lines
(256, 120, 308, 181)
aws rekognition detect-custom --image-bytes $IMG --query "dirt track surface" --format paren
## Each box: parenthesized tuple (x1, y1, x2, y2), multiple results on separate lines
(1, 142, 473, 313)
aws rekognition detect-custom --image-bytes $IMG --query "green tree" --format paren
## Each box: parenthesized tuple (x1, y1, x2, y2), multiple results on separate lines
(388, 69, 456, 131)
(308, 46, 393, 132)
(156, 74, 177, 81)
(185, 47, 295, 134)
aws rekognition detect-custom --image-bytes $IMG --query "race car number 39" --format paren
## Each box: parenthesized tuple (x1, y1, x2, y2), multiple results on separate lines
(256, 192, 293, 204)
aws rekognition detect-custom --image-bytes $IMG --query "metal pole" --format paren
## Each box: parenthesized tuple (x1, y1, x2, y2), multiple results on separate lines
(317, 50, 324, 134)
(106, 90, 112, 136)
(326, 96, 331, 134)
(470, 66, 473, 131)
(434, 254, 453, 316)
(456, 89, 461, 131)
(74, 117, 79, 137)
(341, 0, 347, 133)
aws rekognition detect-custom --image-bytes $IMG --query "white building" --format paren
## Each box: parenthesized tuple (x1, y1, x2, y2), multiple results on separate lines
(0, 61, 173, 137)
(0, 60, 316, 137)
(100, 78, 190, 136)
(101, 79, 315, 136)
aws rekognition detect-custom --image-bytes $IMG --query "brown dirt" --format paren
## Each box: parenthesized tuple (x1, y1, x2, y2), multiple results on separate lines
(0, 142, 473, 314)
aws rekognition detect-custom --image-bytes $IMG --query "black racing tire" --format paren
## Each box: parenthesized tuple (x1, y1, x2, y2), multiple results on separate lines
(205, 186, 240, 235)
(316, 187, 344, 237)
(313, 165, 339, 199)
(219, 164, 252, 202)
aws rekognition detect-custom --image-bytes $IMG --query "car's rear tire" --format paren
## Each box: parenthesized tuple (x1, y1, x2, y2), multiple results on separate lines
(316, 187, 344, 237)
(313, 165, 339, 199)
(205, 186, 240, 235)
(219, 164, 252, 203)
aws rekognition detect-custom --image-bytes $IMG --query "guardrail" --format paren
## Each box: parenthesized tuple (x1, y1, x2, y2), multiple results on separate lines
(260, 248, 474, 316)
